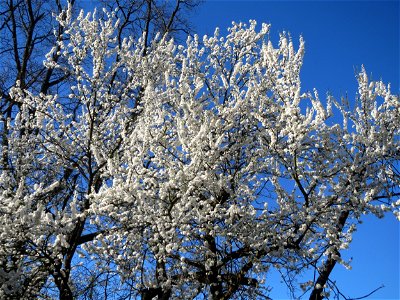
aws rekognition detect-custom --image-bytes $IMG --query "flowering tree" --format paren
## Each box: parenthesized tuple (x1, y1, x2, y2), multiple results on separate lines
(0, 5, 399, 300)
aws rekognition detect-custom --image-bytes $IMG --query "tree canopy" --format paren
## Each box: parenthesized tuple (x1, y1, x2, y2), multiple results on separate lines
(0, 2, 399, 299)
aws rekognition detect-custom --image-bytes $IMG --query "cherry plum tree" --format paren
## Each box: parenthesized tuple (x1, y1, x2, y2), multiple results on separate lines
(0, 4, 399, 300)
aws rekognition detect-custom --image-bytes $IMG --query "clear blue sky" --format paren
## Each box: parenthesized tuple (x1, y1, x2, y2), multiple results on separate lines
(190, 1, 399, 299)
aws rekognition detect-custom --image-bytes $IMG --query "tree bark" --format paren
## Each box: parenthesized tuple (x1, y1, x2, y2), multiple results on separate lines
(54, 270, 73, 300)
(142, 287, 171, 300)
(309, 210, 350, 300)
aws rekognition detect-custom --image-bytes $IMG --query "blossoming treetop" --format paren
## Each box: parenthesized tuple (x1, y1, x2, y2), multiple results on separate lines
(0, 4, 399, 299)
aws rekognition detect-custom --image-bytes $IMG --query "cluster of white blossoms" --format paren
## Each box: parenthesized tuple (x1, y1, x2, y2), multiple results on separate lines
(0, 6, 398, 299)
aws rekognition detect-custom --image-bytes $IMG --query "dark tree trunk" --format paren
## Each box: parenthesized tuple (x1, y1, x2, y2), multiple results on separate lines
(142, 287, 171, 300)
(309, 210, 350, 300)
(59, 287, 74, 300)
(308, 256, 337, 300)
(54, 273, 73, 300)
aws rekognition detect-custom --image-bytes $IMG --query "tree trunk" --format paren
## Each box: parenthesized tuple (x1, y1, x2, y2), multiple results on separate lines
(142, 287, 171, 300)
(59, 287, 74, 300)
(309, 210, 349, 300)
(308, 255, 337, 300)
(54, 275, 73, 300)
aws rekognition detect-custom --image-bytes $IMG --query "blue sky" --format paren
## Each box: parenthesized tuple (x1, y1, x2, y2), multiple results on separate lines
(190, 1, 399, 299)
